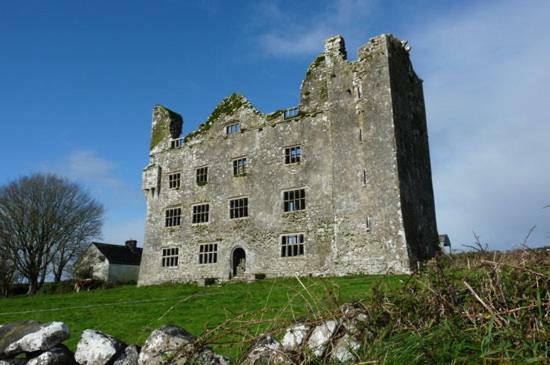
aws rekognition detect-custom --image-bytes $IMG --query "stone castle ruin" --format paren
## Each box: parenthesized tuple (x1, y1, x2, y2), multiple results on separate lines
(138, 34, 439, 286)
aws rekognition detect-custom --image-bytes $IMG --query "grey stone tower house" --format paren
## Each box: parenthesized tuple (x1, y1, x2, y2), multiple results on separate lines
(138, 34, 439, 286)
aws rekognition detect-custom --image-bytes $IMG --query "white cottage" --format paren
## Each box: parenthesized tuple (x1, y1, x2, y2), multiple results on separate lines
(76, 240, 142, 283)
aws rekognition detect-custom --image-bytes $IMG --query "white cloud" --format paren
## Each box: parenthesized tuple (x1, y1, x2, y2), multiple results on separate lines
(65, 150, 122, 189)
(408, 0, 550, 249)
(41, 150, 145, 245)
(256, 0, 374, 57)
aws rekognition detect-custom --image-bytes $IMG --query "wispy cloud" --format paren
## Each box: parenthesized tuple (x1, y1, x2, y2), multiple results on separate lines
(41, 150, 145, 245)
(65, 150, 123, 189)
(256, 0, 374, 57)
(409, 0, 550, 249)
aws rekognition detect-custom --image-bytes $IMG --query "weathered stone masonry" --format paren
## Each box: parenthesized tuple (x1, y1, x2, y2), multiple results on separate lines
(138, 34, 439, 286)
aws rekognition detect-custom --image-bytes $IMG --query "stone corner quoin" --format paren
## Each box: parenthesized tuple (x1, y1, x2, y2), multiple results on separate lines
(138, 33, 440, 286)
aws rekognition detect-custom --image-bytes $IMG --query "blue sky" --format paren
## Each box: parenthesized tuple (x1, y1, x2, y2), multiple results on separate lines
(1, 0, 549, 250)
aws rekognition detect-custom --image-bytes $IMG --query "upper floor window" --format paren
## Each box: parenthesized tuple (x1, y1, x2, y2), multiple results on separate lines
(192, 203, 209, 224)
(162, 247, 179, 267)
(284, 146, 302, 164)
(233, 158, 247, 177)
(229, 197, 248, 219)
(165, 207, 182, 227)
(168, 172, 181, 190)
(226, 122, 241, 135)
(284, 107, 300, 120)
(170, 138, 184, 149)
(281, 234, 305, 257)
(196, 167, 208, 186)
(283, 189, 305, 212)
(199, 244, 218, 264)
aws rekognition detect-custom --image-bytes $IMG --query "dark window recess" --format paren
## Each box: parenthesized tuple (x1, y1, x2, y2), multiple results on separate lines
(196, 167, 208, 186)
(170, 138, 184, 149)
(199, 244, 218, 264)
(366, 216, 372, 232)
(233, 158, 247, 176)
(284, 146, 302, 164)
(192, 204, 209, 223)
(230, 198, 248, 219)
(162, 247, 179, 267)
(165, 208, 182, 227)
(362, 170, 368, 186)
(281, 234, 305, 257)
(283, 189, 306, 212)
(226, 123, 240, 135)
(284, 107, 300, 119)
(168, 173, 181, 189)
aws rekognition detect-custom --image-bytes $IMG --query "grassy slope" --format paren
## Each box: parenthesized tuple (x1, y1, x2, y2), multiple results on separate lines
(0, 275, 403, 358)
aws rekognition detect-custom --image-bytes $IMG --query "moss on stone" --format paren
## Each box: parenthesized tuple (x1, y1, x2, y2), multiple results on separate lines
(150, 119, 169, 151)
(184, 93, 251, 143)
(266, 110, 284, 121)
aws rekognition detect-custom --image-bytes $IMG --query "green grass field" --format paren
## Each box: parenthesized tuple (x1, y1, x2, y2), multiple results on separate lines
(0, 275, 403, 359)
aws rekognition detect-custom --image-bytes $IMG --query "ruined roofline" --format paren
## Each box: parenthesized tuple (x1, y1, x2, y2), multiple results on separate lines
(162, 33, 415, 145)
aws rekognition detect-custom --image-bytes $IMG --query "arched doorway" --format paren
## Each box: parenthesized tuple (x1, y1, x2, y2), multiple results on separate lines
(231, 247, 246, 278)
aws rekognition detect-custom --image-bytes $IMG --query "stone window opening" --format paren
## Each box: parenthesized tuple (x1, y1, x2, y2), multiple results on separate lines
(359, 128, 363, 142)
(168, 172, 181, 190)
(226, 122, 241, 135)
(192, 204, 210, 224)
(366, 216, 372, 232)
(284, 146, 302, 164)
(281, 234, 305, 257)
(355, 85, 362, 99)
(284, 106, 300, 119)
(229, 197, 248, 219)
(233, 158, 247, 177)
(362, 169, 368, 186)
(199, 244, 218, 264)
(283, 189, 306, 212)
(161, 247, 179, 267)
(170, 138, 184, 149)
(196, 166, 208, 186)
(165, 208, 182, 227)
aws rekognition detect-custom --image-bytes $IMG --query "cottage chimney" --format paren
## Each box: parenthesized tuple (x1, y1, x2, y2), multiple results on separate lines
(125, 240, 137, 252)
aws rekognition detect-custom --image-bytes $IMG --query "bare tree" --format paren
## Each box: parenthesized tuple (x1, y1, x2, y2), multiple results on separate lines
(0, 248, 18, 296)
(0, 173, 103, 294)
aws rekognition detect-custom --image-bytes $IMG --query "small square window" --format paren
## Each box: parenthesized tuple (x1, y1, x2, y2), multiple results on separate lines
(198, 244, 218, 264)
(196, 167, 208, 186)
(229, 198, 248, 219)
(168, 173, 181, 190)
(283, 189, 305, 212)
(192, 204, 209, 224)
(162, 247, 179, 267)
(233, 158, 247, 176)
(165, 208, 182, 227)
(226, 123, 241, 135)
(281, 234, 305, 257)
(284, 146, 301, 164)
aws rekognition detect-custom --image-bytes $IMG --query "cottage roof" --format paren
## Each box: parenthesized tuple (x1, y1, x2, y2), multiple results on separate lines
(91, 242, 143, 265)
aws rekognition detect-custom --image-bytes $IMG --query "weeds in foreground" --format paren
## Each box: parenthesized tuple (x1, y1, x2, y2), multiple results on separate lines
(187, 249, 549, 363)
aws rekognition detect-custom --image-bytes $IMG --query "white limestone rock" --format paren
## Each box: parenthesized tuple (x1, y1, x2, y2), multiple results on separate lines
(191, 348, 230, 365)
(306, 320, 339, 357)
(281, 323, 310, 352)
(5, 322, 70, 356)
(241, 335, 292, 365)
(26, 346, 74, 365)
(0, 359, 25, 365)
(75, 329, 125, 365)
(113, 345, 140, 365)
(330, 334, 361, 363)
(137, 325, 194, 365)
